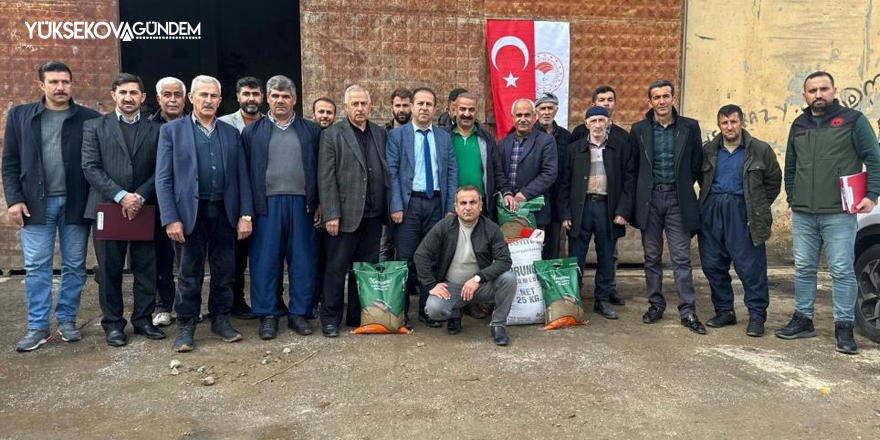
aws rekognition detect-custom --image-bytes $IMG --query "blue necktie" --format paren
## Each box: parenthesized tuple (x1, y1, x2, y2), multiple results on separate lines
(419, 129, 434, 199)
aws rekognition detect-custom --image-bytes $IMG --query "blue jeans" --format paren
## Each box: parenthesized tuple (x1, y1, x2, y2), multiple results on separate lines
(20, 196, 90, 330)
(791, 211, 857, 322)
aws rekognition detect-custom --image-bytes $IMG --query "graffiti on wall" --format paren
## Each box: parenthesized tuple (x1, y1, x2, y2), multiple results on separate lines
(702, 72, 880, 142)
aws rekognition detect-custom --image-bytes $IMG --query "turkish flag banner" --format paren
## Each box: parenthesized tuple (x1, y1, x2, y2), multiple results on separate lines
(487, 20, 570, 138)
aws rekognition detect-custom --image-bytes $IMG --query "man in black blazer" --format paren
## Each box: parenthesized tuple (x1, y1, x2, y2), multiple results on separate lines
(499, 98, 558, 258)
(3, 61, 100, 352)
(82, 73, 165, 346)
(628, 79, 706, 334)
(318, 85, 389, 337)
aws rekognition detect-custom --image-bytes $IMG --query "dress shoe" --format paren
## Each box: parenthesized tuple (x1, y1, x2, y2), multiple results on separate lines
(322, 324, 339, 338)
(490, 326, 509, 346)
(288, 316, 314, 336)
(681, 314, 707, 335)
(173, 319, 196, 352)
(593, 301, 619, 320)
(706, 311, 737, 328)
(418, 313, 443, 328)
(746, 318, 765, 337)
(133, 323, 166, 340)
(105, 329, 128, 347)
(462, 303, 487, 319)
(231, 303, 256, 320)
(211, 315, 243, 342)
(259, 316, 278, 340)
(608, 291, 626, 306)
(642, 306, 664, 324)
(447, 318, 462, 335)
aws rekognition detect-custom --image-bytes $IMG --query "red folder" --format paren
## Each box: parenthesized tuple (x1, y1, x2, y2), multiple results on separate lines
(839, 171, 867, 214)
(94, 203, 155, 241)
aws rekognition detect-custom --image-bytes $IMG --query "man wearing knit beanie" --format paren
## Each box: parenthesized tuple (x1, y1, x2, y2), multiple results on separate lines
(559, 106, 635, 320)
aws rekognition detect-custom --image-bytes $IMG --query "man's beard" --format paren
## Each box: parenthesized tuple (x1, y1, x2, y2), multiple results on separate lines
(394, 112, 411, 124)
(241, 103, 260, 115)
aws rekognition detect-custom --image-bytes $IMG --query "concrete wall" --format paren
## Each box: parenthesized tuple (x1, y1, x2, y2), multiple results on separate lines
(682, 0, 880, 263)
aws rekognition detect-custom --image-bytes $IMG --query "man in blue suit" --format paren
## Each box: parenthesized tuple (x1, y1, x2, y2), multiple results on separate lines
(241, 75, 322, 339)
(155, 75, 254, 352)
(499, 98, 558, 258)
(386, 86, 458, 328)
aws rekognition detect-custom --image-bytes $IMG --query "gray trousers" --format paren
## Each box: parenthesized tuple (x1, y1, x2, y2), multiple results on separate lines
(641, 189, 697, 317)
(425, 271, 516, 326)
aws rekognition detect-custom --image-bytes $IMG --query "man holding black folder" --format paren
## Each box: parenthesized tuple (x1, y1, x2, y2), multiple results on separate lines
(778, 71, 880, 355)
(82, 73, 165, 346)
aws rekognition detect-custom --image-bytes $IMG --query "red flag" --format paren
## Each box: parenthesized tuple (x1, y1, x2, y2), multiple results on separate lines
(486, 20, 536, 138)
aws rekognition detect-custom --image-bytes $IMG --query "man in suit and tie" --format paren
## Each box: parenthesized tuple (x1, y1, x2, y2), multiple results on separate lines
(240, 75, 322, 339)
(317, 85, 389, 337)
(628, 79, 706, 335)
(386, 86, 458, 328)
(156, 75, 254, 352)
(499, 98, 558, 258)
(81, 73, 165, 346)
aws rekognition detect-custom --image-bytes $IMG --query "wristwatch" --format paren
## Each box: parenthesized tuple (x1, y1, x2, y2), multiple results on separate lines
(473, 275, 482, 284)
(241, 215, 252, 222)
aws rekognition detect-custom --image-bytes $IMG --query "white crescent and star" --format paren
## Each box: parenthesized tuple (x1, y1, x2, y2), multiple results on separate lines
(491, 35, 529, 88)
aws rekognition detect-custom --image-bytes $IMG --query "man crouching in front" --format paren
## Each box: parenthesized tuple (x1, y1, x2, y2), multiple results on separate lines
(414, 186, 516, 345)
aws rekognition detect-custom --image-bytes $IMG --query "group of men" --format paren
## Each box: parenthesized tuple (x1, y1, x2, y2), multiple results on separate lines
(3, 60, 877, 354)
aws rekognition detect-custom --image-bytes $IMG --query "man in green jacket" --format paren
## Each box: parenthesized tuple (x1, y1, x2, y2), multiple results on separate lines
(777, 71, 880, 354)
(698, 105, 781, 337)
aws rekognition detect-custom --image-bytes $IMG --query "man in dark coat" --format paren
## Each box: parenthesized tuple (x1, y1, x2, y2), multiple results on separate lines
(498, 98, 558, 258)
(628, 80, 706, 334)
(559, 106, 636, 320)
(3, 61, 100, 352)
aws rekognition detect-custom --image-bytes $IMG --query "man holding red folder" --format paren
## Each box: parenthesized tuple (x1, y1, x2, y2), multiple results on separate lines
(779, 71, 880, 355)
(82, 73, 165, 346)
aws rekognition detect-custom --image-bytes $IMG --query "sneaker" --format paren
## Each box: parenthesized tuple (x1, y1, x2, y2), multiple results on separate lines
(15, 329, 50, 352)
(173, 319, 196, 352)
(775, 311, 816, 340)
(746, 318, 765, 337)
(153, 312, 172, 327)
(57, 321, 82, 342)
(706, 311, 737, 328)
(834, 321, 859, 355)
(211, 315, 243, 342)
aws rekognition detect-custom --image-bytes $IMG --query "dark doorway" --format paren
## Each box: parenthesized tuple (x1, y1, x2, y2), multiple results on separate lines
(119, 0, 302, 117)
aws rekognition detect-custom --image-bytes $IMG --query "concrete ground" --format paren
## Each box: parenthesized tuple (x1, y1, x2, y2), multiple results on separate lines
(0, 268, 878, 440)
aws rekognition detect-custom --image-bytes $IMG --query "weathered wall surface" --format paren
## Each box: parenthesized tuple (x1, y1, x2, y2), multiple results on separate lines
(0, 0, 119, 270)
(300, 0, 684, 130)
(682, 0, 880, 263)
(301, 0, 684, 263)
